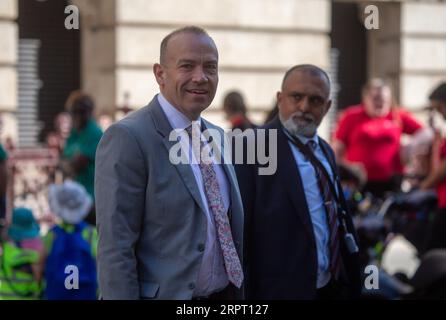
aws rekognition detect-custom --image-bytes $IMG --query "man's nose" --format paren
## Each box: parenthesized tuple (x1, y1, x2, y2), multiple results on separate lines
(192, 66, 208, 83)
(298, 97, 310, 112)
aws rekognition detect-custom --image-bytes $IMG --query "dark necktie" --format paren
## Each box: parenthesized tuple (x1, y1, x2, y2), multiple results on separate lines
(307, 140, 342, 280)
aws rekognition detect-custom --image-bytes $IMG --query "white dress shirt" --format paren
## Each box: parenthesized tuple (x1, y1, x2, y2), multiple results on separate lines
(284, 129, 340, 289)
(158, 93, 230, 297)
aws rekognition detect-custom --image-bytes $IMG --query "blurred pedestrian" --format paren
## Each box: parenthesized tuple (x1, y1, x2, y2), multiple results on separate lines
(0, 142, 7, 229)
(223, 91, 255, 131)
(42, 180, 97, 300)
(60, 91, 103, 225)
(402, 127, 434, 188)
(46, 112, 72, 156)
(0, 208, 43, 300)
(332, 78, 423, 198)
(421, 83, 446, 250)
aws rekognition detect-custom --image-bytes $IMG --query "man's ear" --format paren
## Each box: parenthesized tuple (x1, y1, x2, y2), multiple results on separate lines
(276, 91, 282, 109)
(153, 63, 165, 87)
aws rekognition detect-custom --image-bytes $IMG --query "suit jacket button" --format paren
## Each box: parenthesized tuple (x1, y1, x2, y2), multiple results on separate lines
(198, 244, 205, 252)
(188, 283, 195, 290)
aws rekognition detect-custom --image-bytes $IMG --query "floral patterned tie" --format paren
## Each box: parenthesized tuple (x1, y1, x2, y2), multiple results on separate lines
(186, 124, 244, 288)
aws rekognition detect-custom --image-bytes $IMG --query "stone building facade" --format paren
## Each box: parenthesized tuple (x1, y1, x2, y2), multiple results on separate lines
(0, 0, 445, 145)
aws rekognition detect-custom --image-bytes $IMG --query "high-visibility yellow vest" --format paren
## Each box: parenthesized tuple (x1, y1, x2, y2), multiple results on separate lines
(0, 242, 41, 300)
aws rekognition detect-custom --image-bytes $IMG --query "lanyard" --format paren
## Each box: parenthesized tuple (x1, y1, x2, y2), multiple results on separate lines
(284, 132, 341, 204)
(284, 131, 359, 253)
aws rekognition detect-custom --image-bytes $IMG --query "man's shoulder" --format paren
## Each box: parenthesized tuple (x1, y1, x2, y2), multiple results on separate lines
(318, 136, 336, 163)
(318, 136, 334, 152)
(259, 116, 280, 130)
(106, 103, 157, 138)
(118, 104, 152, 127)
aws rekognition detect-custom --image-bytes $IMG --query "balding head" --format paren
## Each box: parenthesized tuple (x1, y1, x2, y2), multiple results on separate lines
(159, 26, 217, 65)
(281, 64, 331, 94)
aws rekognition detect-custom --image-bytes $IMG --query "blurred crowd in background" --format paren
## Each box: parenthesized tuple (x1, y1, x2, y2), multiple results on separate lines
(1, 78, 446, 299)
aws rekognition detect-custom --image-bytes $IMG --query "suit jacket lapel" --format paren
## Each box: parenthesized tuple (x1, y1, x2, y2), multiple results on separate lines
(273, 119, 315, 239)
(149, 96, 208, 215)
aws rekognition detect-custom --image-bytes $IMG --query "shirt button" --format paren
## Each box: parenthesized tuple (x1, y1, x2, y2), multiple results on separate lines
(197, 244, 205, 252)
(188, 283, 195, 290)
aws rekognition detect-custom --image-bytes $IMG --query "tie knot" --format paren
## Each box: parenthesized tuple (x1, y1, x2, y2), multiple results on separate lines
(186, 123, 208, 154)
(185, 122, 201, 138)
(307, 140, 317, 150)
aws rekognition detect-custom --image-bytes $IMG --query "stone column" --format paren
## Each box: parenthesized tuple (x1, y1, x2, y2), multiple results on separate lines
(71, 0, 117, 118)
(399, 1, 446, 125)
(362, 1, 402, 101)
(360, 0, 446, 126)
(0, 0, 18, 143)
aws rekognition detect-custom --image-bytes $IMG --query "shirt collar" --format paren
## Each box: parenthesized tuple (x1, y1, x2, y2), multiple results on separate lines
(157, 93, 202, 131)
(295, 133, 319, 147)
(282, 126, 319, 148)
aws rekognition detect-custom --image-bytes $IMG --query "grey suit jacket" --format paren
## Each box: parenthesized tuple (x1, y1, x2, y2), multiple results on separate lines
(95, 95, 244, 299)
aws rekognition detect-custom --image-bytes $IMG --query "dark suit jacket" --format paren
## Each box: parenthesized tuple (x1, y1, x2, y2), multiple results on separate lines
(234, 117, 361, 300)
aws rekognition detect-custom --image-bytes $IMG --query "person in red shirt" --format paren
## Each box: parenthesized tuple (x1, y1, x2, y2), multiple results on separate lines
(421, 82, 446, 250)
(333, 79, 423, 198)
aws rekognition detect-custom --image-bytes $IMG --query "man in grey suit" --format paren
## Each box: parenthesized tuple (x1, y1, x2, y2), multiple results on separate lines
(95, 26, 245, 300)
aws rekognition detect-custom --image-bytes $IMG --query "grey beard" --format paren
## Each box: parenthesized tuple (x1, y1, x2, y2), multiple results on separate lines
(279, 112, 319, 138)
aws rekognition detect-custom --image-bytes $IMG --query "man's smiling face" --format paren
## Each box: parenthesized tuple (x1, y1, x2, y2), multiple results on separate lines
(154, 32, 219, 120)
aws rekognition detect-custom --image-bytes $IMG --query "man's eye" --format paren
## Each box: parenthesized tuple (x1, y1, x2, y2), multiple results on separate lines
(311, 97, 323, 105)
(292, 94, 302, 101)
(205, 65, 217, 73)
(180, 64, 193, 70)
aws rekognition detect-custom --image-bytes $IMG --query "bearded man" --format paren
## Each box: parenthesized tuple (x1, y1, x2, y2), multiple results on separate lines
(234, 64, 361, 300)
